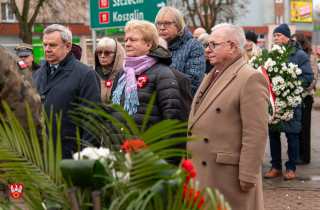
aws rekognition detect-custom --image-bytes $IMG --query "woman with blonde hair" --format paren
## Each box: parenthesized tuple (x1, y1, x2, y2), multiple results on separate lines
(107, 19, 181, 165)
(94, 37, 125, 103)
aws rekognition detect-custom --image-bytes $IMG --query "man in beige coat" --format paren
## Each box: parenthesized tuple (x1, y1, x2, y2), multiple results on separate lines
(187, 23, 270, 210)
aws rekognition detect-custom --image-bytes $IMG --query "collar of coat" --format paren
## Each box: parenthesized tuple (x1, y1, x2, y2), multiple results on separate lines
(168, 27, 193, 50)
(188, 54, 246, 129)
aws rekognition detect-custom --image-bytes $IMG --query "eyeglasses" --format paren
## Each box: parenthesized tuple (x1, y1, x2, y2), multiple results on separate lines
(97, 50, 115, 56)
(205, 41, 231, 50)
(155, 21, 175, 28)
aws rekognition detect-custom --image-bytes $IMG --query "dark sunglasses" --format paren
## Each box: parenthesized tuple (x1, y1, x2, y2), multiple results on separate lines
(96, 50, 115, 56)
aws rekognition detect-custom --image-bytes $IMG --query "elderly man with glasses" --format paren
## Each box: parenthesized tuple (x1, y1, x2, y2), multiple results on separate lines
(155, 7, 205, 97)
(32, 24, 101, 159)
(187, 23, 270, 210)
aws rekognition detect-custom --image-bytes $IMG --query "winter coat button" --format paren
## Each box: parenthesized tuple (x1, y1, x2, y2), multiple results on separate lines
(204, 138, 208, 143)
(202, 161, 206, 166)
(41, 95, 45, 99)
(216, 108, 221, 113)
(188, 131, 192, 136)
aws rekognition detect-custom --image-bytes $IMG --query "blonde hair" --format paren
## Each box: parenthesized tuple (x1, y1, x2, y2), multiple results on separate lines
(155, 7, 185, 36)
(97, 37, 116, 52)
(211, 23, 245, 54)
(125, 19, 158, 51)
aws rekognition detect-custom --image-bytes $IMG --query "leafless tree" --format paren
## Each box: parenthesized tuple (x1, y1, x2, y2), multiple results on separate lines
(182, 0, 249, 32)
(5, 0, 87, 44)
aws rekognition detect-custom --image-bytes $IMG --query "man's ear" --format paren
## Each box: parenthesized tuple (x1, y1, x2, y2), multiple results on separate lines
(66, 41, 72, 52)
(230, 41, 237, 53)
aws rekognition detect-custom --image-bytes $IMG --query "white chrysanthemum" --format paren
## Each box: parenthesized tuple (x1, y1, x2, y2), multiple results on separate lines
(282, 66, 287, 71)
(295, 68, 302, 75)
(73, 147, 116, 164)
(255, 64, 258, 68)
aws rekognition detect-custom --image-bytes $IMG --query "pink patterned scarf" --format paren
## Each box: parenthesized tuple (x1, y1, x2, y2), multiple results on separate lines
(112, 55, 158, 115)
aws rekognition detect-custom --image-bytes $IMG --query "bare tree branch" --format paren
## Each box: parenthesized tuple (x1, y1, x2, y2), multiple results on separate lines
(182, 0, 249, 32)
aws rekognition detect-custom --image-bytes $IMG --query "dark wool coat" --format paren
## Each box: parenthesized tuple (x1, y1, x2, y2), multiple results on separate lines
(170, 67, 192, 150)
(33, 52, 102, 158)
(168, 27, 206, 97)
(107, 47, 181, 165)
(280, 40, 314, 133)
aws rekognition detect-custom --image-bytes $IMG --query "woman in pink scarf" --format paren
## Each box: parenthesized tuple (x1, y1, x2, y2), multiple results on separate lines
(106, 20, 182, 165)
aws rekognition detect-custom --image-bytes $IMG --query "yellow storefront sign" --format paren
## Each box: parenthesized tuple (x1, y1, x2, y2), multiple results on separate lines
(291, 1, 312, 22)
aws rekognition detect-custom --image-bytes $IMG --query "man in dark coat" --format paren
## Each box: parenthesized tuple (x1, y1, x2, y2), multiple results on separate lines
(33, 24, 101, 159)
(156, 7, 206, 97)
(264, 23, 314, 180)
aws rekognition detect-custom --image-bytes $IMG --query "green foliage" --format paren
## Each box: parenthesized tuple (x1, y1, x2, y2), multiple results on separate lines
(0, 95, 231, 210)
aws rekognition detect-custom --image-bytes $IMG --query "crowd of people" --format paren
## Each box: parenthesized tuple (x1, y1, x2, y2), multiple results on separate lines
(1, 6, 318, 210)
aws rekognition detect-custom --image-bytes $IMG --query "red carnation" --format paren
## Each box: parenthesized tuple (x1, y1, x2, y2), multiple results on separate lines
(182, 184, 205, 209)
(217, 201, 228, 210)
(121, 139, 147, 153)
(181, 159, 197, 183)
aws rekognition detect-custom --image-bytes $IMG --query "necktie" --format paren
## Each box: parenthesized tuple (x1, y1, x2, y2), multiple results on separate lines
(50, 66, 56, 77)
(210, 71, 219, 85)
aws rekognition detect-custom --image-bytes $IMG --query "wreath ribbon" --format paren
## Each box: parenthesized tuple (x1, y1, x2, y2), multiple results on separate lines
(257, 65, 276, 121)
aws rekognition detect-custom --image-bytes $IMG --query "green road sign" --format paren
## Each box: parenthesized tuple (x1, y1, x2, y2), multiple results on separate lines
(89, 0, 167, 30)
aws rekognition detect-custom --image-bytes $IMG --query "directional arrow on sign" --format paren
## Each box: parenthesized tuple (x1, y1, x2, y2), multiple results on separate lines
(157, 1, 166, 7)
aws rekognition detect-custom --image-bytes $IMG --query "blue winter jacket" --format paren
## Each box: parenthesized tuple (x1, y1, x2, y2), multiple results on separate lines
(280, 40, 314, 133)
(168, 27, 206, 97)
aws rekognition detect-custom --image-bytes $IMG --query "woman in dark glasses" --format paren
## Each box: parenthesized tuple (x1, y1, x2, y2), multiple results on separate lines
(94, 38, 125, 103)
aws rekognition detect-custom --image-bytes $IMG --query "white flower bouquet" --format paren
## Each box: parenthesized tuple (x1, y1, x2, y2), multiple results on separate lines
(248, 44, 305, 130)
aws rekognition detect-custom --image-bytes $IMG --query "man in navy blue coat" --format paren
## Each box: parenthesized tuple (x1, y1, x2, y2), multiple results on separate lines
(264, 24, 314, 180)
(33, 24, 101, 158)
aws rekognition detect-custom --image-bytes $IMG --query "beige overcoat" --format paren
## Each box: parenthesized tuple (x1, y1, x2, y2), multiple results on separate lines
(187, 55, 270, 210)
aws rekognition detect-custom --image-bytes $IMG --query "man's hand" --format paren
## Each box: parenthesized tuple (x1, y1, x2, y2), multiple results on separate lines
(240, 180, 256, 192)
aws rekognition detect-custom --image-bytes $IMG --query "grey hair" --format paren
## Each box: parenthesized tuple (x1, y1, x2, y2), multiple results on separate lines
(158, 37, 168, 49)
(97, 37, 116, 52)
(43, 24, 72, 44)
(211, 23, 245, 54)
(198, 33, 210, 46)
(155, 7, 185, 36)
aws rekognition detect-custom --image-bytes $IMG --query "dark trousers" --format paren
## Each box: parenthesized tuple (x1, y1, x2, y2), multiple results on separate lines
(298, 95, 313, 162)
(269, 131, 299, 172)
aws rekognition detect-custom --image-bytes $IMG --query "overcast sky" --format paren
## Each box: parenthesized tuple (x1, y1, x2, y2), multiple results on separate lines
(315, 0, 320, 8)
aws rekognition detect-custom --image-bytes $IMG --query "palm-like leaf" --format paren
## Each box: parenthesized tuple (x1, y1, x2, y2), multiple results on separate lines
(0, 102, 70, 209)
(0, 94, 231, 210)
